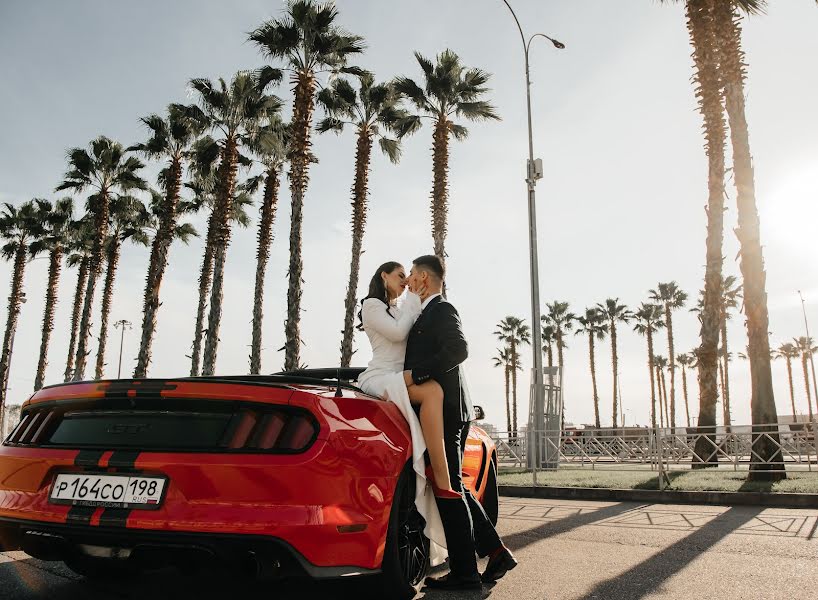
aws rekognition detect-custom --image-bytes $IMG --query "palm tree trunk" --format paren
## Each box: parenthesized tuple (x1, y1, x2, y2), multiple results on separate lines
(94, 237, 121, 380)
(589, 333, 601, 429)
(687, 0, 726, 468)
(190, 211, 217, 377)
(715, 2, 783, 480)
(73, 189, 111, 381)
(340, 128, 374, 368)
(65, 257, 89, 382)
(431, 118, 450, 265)
(284, 71, 317, 372)
(504, 365, 511, 434)
(0, 245, 28, 430)
(785, 357, 797, 422)
(134, 156, 183, 378)
(647, 331, 658, 431)
(657, 366, 665, 429)
(660, 370, 669, 428)
(202, 137, 240, 376)
(666, 310, 677, 429)
(250, 166, 281, 375)
(721, 315, 731, 430)
(682, 365, 691, 428)
(803, 355, 814, 423)
(510, 339, 518, 438)
(611, 324, 619, 428)
(557, 334, 566, 431)
(34, 246, 63, 390)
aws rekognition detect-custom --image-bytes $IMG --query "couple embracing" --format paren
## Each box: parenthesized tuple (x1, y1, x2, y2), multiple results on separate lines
(357, 255, 517, 590)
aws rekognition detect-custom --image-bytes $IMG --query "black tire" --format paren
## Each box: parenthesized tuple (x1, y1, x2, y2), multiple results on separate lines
(65, 554, 142, 580)
(483, 456, 499, 527)
(367, 464, 430, 600)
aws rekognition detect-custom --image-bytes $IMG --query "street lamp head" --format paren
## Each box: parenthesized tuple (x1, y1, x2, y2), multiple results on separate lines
(551, 39, 566, 50)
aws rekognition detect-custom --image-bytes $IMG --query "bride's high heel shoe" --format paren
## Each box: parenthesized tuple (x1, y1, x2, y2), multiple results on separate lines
(425, 465, 462, 499)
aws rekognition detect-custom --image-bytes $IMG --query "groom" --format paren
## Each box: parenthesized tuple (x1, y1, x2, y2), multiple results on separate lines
(403, 255, 517, 590)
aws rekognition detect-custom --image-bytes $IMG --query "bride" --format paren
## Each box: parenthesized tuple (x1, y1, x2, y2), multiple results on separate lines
(356, 261, 458, 555)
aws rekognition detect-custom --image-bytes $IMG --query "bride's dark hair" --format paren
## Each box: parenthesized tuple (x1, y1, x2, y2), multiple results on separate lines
(357, 261, 402, 330)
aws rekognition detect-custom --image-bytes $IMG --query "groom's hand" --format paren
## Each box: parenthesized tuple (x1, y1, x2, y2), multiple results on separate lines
(403, 370, 413, 387)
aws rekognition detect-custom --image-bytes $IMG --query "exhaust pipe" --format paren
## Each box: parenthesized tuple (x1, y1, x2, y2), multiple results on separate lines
(244, 551, 282, 579)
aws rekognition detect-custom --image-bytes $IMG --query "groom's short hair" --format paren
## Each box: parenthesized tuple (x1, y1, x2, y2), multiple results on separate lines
(413, 255, 445, 281)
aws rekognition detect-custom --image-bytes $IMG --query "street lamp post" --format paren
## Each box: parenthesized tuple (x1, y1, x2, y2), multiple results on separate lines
(501, 0, 564, 469)
(113, 319, 132, 379)
(798, 291, 818, 422)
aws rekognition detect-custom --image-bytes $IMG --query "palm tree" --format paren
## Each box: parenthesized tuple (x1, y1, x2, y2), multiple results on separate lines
(650, 282, 688, 429)
(663, 0, 782, 477)
(494, 317, 530, 437)
(713, 0, 782, 478)
(544, 301, 576, 428)
(63, 220, 93, 382)
(676, 352, 696, 427)
(0, 201, 45, 427)
(795, 337, 817, 423)
(575, 308, 609, 429)
(775, 342, 801, 422)
(244, 118, 288, 375)
(718, 276, 741, 428)
(655, 355, 671, 428)
(130, 105, 205, 378)
(31, 197, 75, 391)
(251, 0, 365, 371)
(187, 170, 253, 376)
(493, 346, 513, 434)
(395, 49, 500, 266)
(56, 136, 147, 381)
(597, 298, 633, 427)
(317, 74, 407, 367)
(183, 71, 282, 376)
(659, 0, 727, 466)
(94, 197, 150, 380)
(633, 303, 665, 430)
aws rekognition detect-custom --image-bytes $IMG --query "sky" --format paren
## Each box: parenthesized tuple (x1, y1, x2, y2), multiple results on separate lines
(0, 0, 816, 432)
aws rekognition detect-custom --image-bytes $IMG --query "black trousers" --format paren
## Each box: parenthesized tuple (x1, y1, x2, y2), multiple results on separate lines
(436, 420, 503, 577)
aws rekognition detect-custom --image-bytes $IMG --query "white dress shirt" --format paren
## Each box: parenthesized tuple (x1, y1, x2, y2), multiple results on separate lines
(421, 292, 442, 311)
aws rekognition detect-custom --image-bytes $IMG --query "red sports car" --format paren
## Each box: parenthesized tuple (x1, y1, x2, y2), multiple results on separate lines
(0, 368, 499, 598)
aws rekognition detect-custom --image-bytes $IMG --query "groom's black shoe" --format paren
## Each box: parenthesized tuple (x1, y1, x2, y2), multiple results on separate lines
(424, 573, 483, 591)
(481, 546, 518, 582)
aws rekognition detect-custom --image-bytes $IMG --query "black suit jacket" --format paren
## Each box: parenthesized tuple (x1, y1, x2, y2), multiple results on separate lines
(404, 295, 473, 425)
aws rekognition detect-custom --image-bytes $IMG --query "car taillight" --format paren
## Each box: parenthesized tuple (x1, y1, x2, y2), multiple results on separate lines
(221, 409, 317, 452)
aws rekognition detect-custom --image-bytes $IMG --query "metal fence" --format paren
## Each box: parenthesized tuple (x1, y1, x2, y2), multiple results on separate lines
(490, 423, 818, 489)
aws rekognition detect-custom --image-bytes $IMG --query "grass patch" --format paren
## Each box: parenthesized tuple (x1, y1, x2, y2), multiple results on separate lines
(497, 467, 818, 494)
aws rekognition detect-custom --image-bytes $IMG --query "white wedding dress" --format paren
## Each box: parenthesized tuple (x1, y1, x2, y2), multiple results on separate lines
(357, 293, 448, 566)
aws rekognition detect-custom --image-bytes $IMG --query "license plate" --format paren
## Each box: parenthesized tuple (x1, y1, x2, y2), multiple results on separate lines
(49, 473, 167, 510)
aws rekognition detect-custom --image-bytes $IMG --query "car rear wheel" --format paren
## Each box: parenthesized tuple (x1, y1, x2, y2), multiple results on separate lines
(371, 464, 430, 600)
(483, 456, 499, 527)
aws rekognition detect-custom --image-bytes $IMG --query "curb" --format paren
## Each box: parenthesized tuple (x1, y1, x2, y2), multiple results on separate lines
(498, 485, 818, 509)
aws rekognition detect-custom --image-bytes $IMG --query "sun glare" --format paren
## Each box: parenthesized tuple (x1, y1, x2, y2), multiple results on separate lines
(762, 163, 818, 254)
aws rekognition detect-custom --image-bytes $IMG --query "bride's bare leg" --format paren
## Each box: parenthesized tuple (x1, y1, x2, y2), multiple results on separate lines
(407, 380, 454, 493)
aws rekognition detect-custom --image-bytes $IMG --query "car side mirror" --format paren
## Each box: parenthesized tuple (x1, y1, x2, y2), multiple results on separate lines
(473, 405, 485, 421)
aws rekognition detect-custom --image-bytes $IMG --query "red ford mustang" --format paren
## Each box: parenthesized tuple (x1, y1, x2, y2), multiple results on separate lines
(0, 369, 498, 598)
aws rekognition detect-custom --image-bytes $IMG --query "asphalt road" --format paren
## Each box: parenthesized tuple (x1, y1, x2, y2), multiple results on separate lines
(2, 497, 817, 600)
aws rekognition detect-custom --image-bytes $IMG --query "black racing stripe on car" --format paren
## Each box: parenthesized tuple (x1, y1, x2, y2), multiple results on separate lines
(99, 450, 141, 527)
(107, 450, 139, 470)
(74, 449, 106, 467)
(66, 505, 96, 525)
(474, 442, 489, 492)
(98, 508, 130, 528)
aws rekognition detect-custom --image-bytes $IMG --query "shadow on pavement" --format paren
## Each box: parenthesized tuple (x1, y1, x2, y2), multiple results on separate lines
(578, 506, 763, 600)
(503, 502, 646, 553)
(0, 558, 369, 600)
